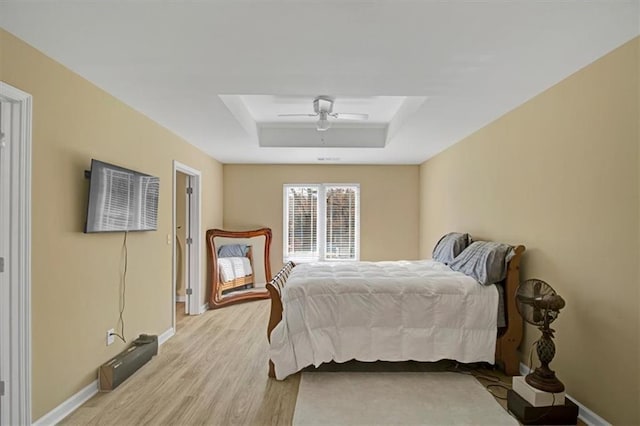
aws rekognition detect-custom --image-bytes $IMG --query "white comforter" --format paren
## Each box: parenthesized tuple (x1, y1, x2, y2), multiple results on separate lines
(269, 260, 498, 380)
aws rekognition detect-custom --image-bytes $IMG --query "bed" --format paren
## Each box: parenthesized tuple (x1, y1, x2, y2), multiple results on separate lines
(266, 238, 525, 380)
(216, 245, 255, 296)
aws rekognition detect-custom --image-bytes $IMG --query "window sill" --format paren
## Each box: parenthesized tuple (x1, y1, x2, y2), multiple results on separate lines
(284, 258, 359, 264)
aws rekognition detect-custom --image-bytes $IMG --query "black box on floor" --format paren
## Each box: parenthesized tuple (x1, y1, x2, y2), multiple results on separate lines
(98, 334, 158, 391)
(507, 389, 579, 425)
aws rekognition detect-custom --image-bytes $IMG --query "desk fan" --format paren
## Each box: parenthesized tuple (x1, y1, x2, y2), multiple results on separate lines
(516, 279, 566, 393)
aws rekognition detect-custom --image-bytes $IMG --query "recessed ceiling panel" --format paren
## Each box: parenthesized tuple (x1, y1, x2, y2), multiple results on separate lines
(259, 126, 387, 148)
(221, 94, 425, 148)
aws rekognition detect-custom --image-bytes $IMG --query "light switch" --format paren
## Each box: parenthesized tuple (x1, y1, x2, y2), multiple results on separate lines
(167, 234, 171, 245)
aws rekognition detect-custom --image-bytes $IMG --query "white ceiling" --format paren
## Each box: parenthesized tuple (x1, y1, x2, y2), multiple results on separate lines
(1, 1, 638, 164)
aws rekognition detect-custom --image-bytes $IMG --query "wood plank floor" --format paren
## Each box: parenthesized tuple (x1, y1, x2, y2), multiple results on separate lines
(62, 300, 582, 425)
(62, 300, 300, 425)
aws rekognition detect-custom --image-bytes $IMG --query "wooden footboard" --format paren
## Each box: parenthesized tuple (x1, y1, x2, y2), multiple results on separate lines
(265, 261, 296, 378)
(218, 274, 254, 295)
(266, 246, 525, 378)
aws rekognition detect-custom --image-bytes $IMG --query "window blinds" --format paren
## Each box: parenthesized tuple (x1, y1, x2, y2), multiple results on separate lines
(284, 184, 359, 262)
(325, 186, 357, 260)
(285, 186, 319, 260)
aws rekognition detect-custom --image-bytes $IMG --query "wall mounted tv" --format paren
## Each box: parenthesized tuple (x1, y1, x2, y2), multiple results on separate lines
(84, 159, 159, 233)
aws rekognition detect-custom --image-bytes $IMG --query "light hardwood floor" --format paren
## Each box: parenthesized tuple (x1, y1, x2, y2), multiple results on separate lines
(62, 300, 580, 425)
(62, 300, 300, 425)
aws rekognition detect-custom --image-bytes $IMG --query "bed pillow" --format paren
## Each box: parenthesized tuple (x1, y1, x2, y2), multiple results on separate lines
(217, 244, 248, 258)
(432, 232, 472, 265)
(448, 241, 515, 286)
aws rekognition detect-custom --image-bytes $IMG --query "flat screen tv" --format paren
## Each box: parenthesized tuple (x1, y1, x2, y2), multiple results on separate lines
(84, 159, 159, 233)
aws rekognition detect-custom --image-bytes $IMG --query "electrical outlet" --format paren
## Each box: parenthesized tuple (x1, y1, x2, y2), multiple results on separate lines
(106, 328, 115, 346)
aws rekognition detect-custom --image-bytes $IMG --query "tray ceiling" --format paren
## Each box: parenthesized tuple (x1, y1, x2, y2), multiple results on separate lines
(0, 1, 638, 164)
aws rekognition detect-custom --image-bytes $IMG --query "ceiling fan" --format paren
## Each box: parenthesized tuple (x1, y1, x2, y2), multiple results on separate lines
(278, 96, 369, 131)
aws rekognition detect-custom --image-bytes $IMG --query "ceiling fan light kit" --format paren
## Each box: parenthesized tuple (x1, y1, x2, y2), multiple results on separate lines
(316, 111, 331, 131)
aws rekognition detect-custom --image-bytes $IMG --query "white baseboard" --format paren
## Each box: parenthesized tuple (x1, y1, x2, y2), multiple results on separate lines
(33, 327, 175, 425)
(176, 295, 186, 303)
(199, 303, 209, 314)
(519, 363, 610, 426)
(158, 327, 175, 345)
(32, 380, 98, 426)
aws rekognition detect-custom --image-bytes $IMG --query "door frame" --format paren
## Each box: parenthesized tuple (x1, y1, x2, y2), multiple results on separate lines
(172, 161, 202, 330)
(0, 82, 32, 425)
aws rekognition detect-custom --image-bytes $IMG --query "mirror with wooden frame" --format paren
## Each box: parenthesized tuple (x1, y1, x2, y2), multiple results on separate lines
(206, 228, 272, 309)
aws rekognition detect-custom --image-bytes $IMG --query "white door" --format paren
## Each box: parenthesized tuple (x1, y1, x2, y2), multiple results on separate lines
(0, 99, 12, 425)
(0, 82, 32, 426)
(185, 175, 193, 314)
(172, 161, 202, 328)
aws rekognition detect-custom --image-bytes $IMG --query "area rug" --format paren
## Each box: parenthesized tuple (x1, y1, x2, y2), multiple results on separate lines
(293, 372, 517, 425)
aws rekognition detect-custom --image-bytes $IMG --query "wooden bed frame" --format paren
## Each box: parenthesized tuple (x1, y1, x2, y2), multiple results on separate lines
(266, 245, 525, 378)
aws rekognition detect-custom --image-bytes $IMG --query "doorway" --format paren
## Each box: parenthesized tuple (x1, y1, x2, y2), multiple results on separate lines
(0, 82, 32, 425)
(172, 161, 202, 332)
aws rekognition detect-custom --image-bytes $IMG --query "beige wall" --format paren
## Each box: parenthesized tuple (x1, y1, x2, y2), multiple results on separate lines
(223, 165, 420, 273)
(419, 38, 639, 424)
(0, 29, 224, 420)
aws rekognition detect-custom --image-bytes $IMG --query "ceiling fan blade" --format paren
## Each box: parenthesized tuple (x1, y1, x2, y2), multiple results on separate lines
(277, 113, 318, 117)
(332, 113, 369, 120)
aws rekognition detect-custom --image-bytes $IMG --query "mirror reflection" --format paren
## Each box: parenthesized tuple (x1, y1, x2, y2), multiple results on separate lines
(206, 228, 272, 309)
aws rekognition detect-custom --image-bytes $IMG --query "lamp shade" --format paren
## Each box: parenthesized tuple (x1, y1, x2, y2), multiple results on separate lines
(316, 111, 331, 131)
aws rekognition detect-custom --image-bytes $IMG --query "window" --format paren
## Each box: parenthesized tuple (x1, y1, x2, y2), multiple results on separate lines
(283, 184, 360, 262)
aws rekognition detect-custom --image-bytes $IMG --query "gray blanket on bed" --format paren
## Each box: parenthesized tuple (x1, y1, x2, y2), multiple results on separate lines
(449, 241, 515, 286)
